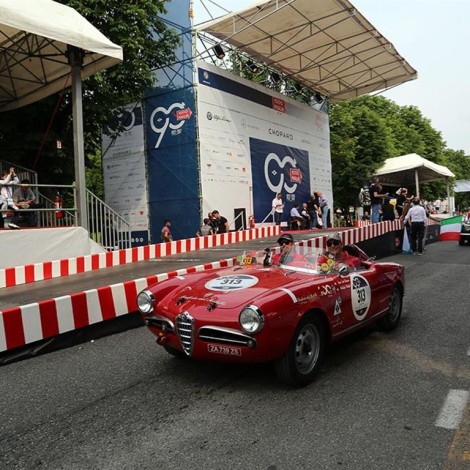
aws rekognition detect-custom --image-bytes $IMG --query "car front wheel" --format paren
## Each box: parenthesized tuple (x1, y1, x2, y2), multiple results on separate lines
(377, 285, 403, 331)
(275, 314, 325, 387)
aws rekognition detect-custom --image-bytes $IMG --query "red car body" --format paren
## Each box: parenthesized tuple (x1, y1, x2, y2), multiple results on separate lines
(137, 245, 405, 386)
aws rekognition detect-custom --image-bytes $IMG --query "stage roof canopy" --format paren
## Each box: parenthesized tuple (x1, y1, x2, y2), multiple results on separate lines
(197, 0, 417, 101)
(0, 0, 123, 111)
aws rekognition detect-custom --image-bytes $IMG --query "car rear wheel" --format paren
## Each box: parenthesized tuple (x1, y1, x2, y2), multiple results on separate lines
(377, 285, 403, 331)
(459, 238, 465, 246)
(275, 314, 325, 387)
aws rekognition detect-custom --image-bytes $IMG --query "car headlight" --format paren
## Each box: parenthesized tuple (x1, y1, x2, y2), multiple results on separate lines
(137, 290, 155, 315)
(239, 305, 264, 334)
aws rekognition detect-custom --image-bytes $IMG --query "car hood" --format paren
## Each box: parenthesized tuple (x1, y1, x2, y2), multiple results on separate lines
(166, 266, 304, 310)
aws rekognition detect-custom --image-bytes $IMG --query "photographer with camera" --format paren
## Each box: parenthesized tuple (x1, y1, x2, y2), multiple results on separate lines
(0, 167, 20, 229)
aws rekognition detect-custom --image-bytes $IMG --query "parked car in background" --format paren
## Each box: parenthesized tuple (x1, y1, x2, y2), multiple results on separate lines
(459, 217, 470, 245)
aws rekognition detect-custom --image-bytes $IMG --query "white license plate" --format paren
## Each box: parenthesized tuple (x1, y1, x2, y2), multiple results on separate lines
(207, 344, 242, 356)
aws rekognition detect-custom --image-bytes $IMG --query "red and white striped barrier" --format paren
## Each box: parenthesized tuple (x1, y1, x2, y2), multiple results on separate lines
(0, 220, 403, 354)
(298, 220, 403, 249)
(0, 226, 280, 289)
(0, 258, 237, 353)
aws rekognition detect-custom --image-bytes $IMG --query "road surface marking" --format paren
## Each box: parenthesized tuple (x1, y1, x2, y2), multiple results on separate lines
(436, 389, 469, 429)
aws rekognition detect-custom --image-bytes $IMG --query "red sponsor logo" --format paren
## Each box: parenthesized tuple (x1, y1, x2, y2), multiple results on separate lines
(175, 108, 193, 121)
(272, 97, 286, 113)
(289, 168, 302, 183)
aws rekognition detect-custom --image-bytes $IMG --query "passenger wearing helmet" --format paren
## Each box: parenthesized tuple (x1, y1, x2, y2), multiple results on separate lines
(272, 233, 304, 265)
(317, 232, 361, 272)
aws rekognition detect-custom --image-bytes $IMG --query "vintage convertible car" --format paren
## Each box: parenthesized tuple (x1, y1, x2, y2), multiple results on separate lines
(137, 244, 404, 387)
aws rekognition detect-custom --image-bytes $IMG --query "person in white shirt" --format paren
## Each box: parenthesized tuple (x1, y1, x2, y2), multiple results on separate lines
(404, 197, 427, 255)
(290, 203, 303, 230)
(0, 167, 20, 229)
(272, 193, 284, 226)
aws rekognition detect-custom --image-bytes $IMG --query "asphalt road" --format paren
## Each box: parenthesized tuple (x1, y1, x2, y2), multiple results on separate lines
(1, 241, 469, 470)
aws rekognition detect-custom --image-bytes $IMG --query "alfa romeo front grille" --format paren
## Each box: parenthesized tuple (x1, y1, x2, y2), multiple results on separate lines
(176, 312, 194, 356)
(198, 326, 256, 348)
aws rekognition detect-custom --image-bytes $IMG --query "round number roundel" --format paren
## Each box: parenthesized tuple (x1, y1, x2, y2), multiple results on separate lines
(351, 274, 371, 320)
(205, 275, 259, 291)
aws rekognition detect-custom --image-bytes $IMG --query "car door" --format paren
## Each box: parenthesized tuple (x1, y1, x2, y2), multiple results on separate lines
(333, 264, 388, 332)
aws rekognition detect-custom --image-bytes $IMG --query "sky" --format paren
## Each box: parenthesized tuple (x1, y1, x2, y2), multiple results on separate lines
(193, 0, 470, 155)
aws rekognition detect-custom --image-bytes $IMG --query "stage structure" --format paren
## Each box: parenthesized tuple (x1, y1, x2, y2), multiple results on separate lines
(102, 0, 417, 243)
(196, 60, 331, 228)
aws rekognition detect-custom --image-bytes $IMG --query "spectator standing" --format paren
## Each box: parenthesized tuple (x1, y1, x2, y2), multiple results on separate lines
(369, 177, 389, 223)
(272, 193, 284, 226)
(395, 188, 410, 218)
(300, 202, 311, 229)
(317, 191, 329, 228)
(161, 219, 173, 242)
(212, 210, 229, 233)
(0, 167, 19, 229)
(306, 192, 319, 229)
(207, 212, 217, 233)
(404, 198, 427, 255)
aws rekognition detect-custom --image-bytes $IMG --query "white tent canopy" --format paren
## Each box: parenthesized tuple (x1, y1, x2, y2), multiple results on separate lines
(197, 0, 417, 101)
(374, 153, 455, 202)
(454, 180, 470, 193)
(0, 0, 123, 111)
(0, 0, 123, 230)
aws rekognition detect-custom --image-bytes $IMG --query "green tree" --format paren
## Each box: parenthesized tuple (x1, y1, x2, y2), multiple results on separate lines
(443, 149, 470, 210)
(329, 95, 453, 209)
(0, 0, 179, 195)
(329, 98, 394, 209)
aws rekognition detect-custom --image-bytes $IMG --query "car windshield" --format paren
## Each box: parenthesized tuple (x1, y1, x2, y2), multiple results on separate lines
(235, 245, 365, 276)
(236, 246, 338, 275)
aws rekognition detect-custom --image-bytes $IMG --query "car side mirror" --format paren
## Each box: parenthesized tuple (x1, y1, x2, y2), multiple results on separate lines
(338, 265, 349, 277)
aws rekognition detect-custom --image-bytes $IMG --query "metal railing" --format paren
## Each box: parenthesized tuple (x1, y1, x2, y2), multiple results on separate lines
(1, 178, 132, 251)
(86, 189, 132, 251)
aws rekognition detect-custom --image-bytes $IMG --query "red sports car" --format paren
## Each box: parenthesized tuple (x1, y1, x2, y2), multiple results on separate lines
(137, 245, 404, 387)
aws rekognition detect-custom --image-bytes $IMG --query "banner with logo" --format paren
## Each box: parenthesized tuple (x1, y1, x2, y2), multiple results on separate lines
(145, 87, 199, 241)
(102, 103, 149, 246)
(196, 60, 332, 227)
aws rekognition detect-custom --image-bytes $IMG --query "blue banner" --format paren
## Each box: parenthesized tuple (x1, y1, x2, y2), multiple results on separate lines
(250, 137, 311, 223)
(145, 87, 199, 241)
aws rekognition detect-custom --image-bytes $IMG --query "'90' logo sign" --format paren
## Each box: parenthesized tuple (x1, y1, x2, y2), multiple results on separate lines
(149, 102, 192, 148)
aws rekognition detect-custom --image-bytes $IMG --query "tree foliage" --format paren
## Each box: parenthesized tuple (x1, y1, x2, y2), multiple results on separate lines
(328, 95, 468, 210)
(0, 0, 179, 195)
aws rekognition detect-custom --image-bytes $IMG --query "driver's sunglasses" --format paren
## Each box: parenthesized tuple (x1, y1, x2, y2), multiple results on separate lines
(279, 240, 291, 246)
(327, 240, 341, 247)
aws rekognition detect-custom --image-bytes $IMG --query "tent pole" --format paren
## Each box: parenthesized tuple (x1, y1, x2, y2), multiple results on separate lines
(415, 169, 420, 198)
(447, 179, 453, 215)
(68, 47, 88, 231)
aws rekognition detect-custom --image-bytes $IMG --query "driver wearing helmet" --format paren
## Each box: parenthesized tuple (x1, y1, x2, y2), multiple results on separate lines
(272, 233, 305, 265)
